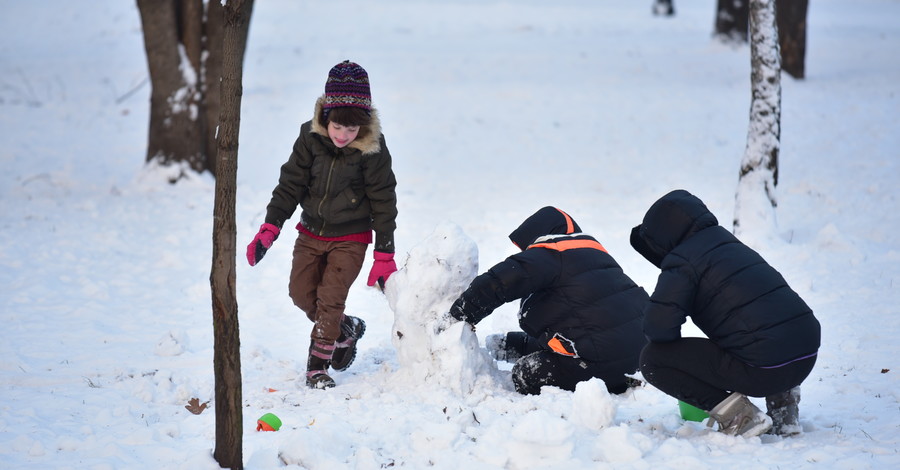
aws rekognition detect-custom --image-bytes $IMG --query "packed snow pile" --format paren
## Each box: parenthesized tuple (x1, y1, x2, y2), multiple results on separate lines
(383, 222, 499, 395)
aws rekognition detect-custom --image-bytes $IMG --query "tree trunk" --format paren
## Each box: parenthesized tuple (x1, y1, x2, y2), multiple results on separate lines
(136, 0, 205, 179)
(734, 0, 781, 238)
(713, 0, 808, 79)
(653, 0, 674, 16)
(776, 0, 808, 79)
(177, 0, 212, 172)
(210, 1, 254, 469)
(204, 1, 226, 175)
(715, 0, 749, 42)
(179, 0, 204, 70)
(136, 0, 240, 181)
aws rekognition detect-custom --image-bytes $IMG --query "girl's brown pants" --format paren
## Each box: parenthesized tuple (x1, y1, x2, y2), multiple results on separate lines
(289, 232, 367, 344)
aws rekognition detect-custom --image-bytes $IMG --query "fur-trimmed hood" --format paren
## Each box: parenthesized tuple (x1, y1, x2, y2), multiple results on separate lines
(310, 95, 383, 155)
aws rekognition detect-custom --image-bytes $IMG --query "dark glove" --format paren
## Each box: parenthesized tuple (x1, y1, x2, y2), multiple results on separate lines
(246, 223, 280, 266)
(450, 286, 502, 326)
(448, 296, 469, 323)
(435, 311, 461, 334)
(436, 303, 476, 334)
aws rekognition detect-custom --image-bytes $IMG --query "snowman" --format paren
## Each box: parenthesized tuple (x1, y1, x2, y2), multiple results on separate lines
(382, 222, 499, 395)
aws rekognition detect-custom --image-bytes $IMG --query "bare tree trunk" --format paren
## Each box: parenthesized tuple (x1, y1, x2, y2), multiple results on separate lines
(137, 0, 205, 179)
(653, 0, 674, 16)
(136, 0, 241, 181)
(713, 0, 808, 79)
(715, 0, 749, 42)
(210, 1, 254, 468)
(179, 0, 204, 69)
(178, 0, 211, 172)
(734, 0, 781, 238)
(204, 1, 226, 176)
(776, 0, 808, 79)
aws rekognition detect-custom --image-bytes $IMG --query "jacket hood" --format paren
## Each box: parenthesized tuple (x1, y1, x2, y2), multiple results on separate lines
(509, 207, 582, 250)
(310, 96, 383, 155)
(630, 189, 719, 268)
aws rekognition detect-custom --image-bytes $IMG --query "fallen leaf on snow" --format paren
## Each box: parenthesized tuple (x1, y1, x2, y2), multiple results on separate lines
(185, 398, 209, 415)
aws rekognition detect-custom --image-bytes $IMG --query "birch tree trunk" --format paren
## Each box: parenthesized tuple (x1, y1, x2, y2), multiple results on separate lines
(734, 0, 781, 239)
(712, 0, 807, 80)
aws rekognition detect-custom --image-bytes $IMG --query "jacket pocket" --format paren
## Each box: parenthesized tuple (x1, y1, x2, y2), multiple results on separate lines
(322, 186, 366, 225)
(541, 332, 580, 358)
(341, 186, 363, 210)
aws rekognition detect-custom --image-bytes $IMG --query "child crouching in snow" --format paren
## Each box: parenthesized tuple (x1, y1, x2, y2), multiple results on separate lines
(448, 207, 649, 395)
(246, 61, 399, 389)
(630, 189, 820, 437)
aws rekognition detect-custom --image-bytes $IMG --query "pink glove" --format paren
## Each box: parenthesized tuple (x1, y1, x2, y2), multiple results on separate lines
(367, 251, 397, 288)
(246, 223, 280, 266)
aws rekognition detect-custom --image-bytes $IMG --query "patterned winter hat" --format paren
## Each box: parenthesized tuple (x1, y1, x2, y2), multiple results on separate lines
(323, 60, 372, 112)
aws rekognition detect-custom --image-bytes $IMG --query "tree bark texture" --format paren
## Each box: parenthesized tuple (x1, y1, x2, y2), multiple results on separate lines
(715, 0, 749, 42)
(136, 0, 205, 177)
(210, 1, 253, 468)
(137, 0, 232, 179)
(204, 1, 226, 175)
(734, 0, 781, 236)
(713, 0, 807, 80)
(653, 0, 674, 16)
(776, 0, 807, 79)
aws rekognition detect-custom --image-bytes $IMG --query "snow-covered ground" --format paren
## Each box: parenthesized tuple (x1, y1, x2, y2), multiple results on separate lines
(1, 0, 898, 468)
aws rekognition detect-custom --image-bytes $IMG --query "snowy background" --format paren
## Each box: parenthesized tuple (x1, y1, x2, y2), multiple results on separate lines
(2, 0, 899, 468)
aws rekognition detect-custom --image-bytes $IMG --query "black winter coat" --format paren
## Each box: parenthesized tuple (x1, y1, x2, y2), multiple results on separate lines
(630, 189, 821, 367)
(451, 207, 648, 370)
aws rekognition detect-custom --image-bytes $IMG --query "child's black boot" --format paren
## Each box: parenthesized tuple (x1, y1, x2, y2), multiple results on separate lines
(766, 386, 801, 436)
(485, 331, 529, 363)
(306, 341, 336, 389)
(331, 315, 366, 371)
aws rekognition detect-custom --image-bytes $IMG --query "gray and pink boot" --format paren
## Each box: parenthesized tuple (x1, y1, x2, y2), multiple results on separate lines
(306, 341, 336, 389)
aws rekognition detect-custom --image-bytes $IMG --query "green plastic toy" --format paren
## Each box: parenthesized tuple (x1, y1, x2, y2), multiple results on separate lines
(678, 401, 709, 422)
(257, 412, 282, 431)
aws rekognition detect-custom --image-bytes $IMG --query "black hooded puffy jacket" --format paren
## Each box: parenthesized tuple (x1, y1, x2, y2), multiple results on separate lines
(630, 189, 821, 367)
(451, 207, 648, 368)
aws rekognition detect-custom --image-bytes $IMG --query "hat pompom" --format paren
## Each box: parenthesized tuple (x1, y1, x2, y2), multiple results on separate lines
(323, 60, 371, 112)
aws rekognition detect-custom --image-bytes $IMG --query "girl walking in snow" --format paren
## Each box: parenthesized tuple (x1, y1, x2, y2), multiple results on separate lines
(630, 189, 820, 437)
(246, 61, 399, 389)
(449, 207, 649, 395)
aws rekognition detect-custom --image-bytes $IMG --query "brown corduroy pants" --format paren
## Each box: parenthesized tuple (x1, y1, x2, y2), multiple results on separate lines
(289, 233, 367, 345)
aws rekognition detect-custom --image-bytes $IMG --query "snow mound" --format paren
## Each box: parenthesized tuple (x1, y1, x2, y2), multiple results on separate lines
(571, 378, 617, 431)
(154, 329, 189, 356)
(383, 222, 498, 395)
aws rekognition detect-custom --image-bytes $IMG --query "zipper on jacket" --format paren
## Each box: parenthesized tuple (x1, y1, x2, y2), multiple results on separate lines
(316, 157, 338, 236)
